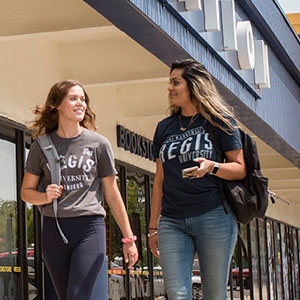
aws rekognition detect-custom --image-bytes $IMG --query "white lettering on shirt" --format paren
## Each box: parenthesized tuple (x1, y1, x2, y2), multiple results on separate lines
(180, 137, 193, 154)
(168, 142, 180, 160)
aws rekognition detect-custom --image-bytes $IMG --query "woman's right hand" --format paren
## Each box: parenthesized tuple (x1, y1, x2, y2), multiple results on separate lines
(149, 233, 160, 258)
(45, 184, 63, 204)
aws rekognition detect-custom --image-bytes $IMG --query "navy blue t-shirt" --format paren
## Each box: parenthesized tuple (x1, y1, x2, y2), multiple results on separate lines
(153, 113, 242, 218)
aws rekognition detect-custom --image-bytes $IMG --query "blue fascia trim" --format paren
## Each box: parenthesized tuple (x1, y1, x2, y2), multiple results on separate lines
(83, 0, 259, 100)
(83, 0, 185, 64)
(236, 0, 300, 86)
(157, 0, 260, 100)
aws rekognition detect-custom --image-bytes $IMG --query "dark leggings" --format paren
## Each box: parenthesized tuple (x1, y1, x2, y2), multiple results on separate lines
(42, 215, 106, 300)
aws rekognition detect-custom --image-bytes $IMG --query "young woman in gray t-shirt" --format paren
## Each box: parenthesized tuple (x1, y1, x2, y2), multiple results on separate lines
(21, 80, 138, 299)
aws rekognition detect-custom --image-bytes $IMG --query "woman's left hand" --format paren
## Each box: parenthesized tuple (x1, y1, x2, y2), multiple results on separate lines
(193, 157, 213, 178)
(123, 242, 139, 268)
(193, 149, 246, 180)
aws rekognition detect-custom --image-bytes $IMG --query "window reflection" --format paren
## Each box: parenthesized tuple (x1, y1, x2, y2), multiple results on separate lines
(259, 219, 268, 299)
(0, 138, 18, 300)
(281, 225, 290, 300)
(192, 256, 202, 299)
(24, 147, 38, 299)
(298, 231, 300, 298)
(250, 219, 260, 299)
(289, 228, 297, 299)
(106, 167, 125, 299)
(294, 230, 299, 299)
(266, 220, 276, 300)
(106, 166, 167, 299)
(227, 224, 250, 299)
(0, 139, 16, 201)
(274, 223, 283, 299)
(126, 169, 148, 299)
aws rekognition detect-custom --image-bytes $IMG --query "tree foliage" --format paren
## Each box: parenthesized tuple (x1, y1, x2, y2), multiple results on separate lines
(0, 200, 17, 252)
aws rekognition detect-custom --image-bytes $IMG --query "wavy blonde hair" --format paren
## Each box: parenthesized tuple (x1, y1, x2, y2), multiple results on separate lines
(169, 59, 237, 133)
(29, 80, 96, 139)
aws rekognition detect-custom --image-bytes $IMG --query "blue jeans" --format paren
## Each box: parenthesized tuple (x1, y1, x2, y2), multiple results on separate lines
(158, 204, 237, 300)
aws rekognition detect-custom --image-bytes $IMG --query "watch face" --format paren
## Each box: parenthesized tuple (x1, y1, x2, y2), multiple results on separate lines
(211, 163, 219, 174)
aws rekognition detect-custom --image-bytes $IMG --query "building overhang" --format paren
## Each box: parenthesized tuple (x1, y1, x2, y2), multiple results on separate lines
(84, 0, 300, 169)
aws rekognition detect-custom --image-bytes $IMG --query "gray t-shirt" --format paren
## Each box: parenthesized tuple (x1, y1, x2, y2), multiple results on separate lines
(25, 128, 117, 218)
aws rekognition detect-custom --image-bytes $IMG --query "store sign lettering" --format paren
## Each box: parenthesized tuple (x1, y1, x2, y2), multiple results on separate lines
(116, 125, 154, 162)
(176, 0, 270, 88)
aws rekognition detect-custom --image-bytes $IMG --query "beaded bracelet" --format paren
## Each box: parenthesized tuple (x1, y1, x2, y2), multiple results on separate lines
(149, 227, 158, 230)
(121, 235, 137, 244)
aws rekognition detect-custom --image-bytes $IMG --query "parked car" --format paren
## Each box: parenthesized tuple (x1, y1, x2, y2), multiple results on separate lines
(192, 259, 202, 299)
(230, 268, 250, 289)
(0, 248, 35, 300)
(109, 261, 153, 300)
(136, 265, 167, 299)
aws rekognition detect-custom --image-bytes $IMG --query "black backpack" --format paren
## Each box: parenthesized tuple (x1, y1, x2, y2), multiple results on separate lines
(209, 124, 270, 224)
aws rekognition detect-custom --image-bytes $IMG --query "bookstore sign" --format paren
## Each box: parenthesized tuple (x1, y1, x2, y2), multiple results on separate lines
(116, 125, 155, 162)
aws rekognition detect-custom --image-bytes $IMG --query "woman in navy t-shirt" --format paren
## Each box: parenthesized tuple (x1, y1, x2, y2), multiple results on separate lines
(149, 59, 246, 300)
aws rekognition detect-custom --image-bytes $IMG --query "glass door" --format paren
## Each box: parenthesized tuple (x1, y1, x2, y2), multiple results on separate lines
(0, 136, 18, 300)
(126, 169, 147, 300)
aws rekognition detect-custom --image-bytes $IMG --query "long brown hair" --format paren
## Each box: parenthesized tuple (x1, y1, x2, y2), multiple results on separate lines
(29, 80, 96, 138)
(169, 59, 237, 133)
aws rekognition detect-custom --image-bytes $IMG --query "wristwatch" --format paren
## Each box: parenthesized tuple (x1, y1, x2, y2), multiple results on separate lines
(209, 162, 219, 175)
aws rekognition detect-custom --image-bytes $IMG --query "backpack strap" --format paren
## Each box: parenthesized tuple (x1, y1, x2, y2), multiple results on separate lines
(36, 134, 68, 244)
(206, 120, 228, 214)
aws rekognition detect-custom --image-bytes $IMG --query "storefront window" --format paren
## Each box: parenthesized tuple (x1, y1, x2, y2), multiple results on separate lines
(240, 223, 250, 295)
(281, 225, 290, 299)
(0, 138, 18, 300)
(24, 146, 38, 299)
(266, 220, 276, 300)
(292, 229, 298, 299)
(286, 227, 296, 299)
(250, 219, 260, 299)
(26, 203, 36, 298)
(106, 167, 126, 299)
(274, 222, 283, 299)
(126, 169, 147, 299)
(106, 166, 162, 300)
(298, 230, 300, 297)
(258, 219, 268, 299)
(148, 177, 166, 299)
(192, 256, 202, 299)
(229, 223, 250, 299)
